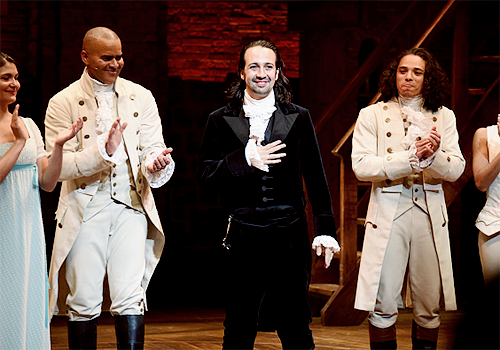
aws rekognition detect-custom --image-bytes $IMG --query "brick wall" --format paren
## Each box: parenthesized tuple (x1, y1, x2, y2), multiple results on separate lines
(167, 1, 299, 81)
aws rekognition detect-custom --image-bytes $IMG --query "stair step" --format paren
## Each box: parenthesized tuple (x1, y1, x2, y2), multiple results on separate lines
(468, 88, 487, 95)
(309, 283, 340, 297)
(471, 55, 500, 63)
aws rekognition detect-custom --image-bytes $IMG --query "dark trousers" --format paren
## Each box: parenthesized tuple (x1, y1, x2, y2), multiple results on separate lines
(221, 214, 314, 350)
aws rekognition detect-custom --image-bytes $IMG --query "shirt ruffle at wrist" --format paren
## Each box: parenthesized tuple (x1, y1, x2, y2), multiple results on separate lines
(245, 139, 268, 172)
(97, 134, 128, 165)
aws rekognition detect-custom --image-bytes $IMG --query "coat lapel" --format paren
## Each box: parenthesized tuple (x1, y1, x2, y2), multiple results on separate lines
(222, 105, 299, 145)
(223, 109, 249, 146)
(270, 106, 298, 142)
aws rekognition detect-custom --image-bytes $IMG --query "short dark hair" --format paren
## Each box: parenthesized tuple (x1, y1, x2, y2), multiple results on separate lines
(0, 52, 16, 68)
(379, 47, 450, 112)
(225, 39, 292, 109)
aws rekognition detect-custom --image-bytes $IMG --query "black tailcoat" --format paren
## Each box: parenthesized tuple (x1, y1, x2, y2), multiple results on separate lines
(197, 102, 336, 239)
(197, 102, 337, 336)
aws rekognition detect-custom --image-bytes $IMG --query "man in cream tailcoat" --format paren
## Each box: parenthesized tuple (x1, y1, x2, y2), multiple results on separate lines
(44, 27, 174, 349)
(352, 48, 464, 349)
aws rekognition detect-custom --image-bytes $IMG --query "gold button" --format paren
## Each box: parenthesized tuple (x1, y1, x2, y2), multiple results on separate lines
(134, 112, 139, 117)
(113, 173, 116, 177)
(416, 136, 421, 141)
(130, 95, 135, 100)
(383, 106, 388, 110)
(387, 148, 393, 153)
(113, 183, 117, 187)
(113, 192, 117, 196)
(386, 132, 391, 137)
(385, 118, 390, 123)
(81, 184, 86, 189)
(82, 116, 88, 122)
(447, 156, 451, 162)
(433, 117, 437, 122)
(79, 100, 84, 106)
(403, 118, 407, 123)
(84, 134, 90, 139)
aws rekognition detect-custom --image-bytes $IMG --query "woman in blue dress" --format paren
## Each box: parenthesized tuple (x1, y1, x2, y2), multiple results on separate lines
(0, 52, 83, 350)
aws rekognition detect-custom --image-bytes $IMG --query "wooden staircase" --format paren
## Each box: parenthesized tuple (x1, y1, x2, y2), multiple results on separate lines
(309, 0, 500, 326)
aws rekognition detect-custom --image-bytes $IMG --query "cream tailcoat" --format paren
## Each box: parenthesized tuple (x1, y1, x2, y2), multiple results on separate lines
(351, 99, 465, 312)
(44, 70, 166, 318)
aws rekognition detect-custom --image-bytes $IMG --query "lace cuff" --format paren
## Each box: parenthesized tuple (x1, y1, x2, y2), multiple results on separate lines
(245, 139, 268, 172)
(312, 235, 341, 253)
(408, 144, 438, 172)
(97, 133, 128, 165)
(142, 150, 175, 188)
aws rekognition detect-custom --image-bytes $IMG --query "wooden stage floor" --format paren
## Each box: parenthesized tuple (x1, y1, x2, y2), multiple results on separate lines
(50, 307, 471, 349)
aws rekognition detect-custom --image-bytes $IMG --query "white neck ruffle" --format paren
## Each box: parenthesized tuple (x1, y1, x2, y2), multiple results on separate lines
(90, 75, 115, 135)
(243, 89, 277, 145)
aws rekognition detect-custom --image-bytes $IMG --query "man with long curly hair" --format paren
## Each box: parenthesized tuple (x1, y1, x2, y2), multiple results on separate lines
(197, 39, 339, 349)
(351, 48, 465, 349)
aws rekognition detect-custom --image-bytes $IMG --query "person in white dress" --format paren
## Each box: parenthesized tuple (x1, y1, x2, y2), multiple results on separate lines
(472, 113, 500, 285)
(0, 52, 82, 350)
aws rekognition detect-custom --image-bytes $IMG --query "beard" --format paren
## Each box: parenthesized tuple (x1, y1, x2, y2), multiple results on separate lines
(247, 78, 274, 97)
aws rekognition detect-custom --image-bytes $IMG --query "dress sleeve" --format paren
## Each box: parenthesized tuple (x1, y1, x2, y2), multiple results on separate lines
(25, 118, 46, 160)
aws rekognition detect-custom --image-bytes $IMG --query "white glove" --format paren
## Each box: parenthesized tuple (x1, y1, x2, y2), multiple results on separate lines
(312, 235, 341, 268)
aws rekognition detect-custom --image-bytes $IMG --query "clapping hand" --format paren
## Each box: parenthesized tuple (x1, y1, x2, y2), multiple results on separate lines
(106, 117, 128, 156)
(415, 126, 441, 161)
(147, 148, 173, 173)
(55, 117, 83, 147)
(10, 104, 29, 142)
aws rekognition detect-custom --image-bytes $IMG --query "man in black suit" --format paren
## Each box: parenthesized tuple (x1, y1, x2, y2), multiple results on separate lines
(197, 39, 339, 349)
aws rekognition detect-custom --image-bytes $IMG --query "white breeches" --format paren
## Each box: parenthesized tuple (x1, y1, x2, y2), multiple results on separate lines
(478, 231, 500, 285)
(65, 201, 147, 321)
(369, 205, 441, 330)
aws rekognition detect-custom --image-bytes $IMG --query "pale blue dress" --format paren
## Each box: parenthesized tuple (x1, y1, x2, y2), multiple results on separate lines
(0, 118, 50, 350)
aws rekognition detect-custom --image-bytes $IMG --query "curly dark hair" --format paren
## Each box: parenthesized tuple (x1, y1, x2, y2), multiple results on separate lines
(225, 39, 292, 110)
(379, 47, 450, 112)
(0, 52, 16, 68)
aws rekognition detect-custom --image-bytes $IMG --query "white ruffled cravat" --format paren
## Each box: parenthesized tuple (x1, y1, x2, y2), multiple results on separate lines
(90, 75, 127, 165)
(243, 89, 277, 145)
(243, 90, 277, 172)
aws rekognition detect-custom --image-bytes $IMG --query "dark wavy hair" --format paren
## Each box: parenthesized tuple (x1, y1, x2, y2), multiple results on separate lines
(379, 47, 450, 112)
(225, 39, 293, 110)
(0, 52, 16, 68)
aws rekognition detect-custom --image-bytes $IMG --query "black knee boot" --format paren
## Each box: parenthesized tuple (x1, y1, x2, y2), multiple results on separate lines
(68, 319, 98, 349)
(114, 315, 145, 350)
(411, 320, 438, 349)
(369, 322, 397, 349)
